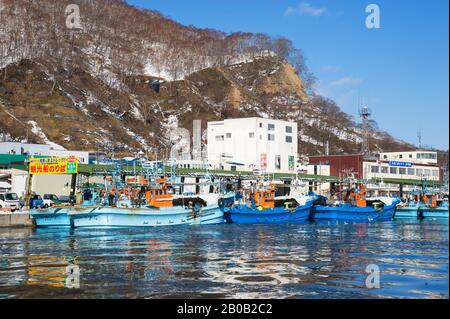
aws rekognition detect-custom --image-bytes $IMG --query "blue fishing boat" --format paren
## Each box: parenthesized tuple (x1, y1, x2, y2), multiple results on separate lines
(224, 185, 315, 224)
(395, 201, 420, 218)
(29, 189, 98, 227)
(311, 187, 399, 222)
(69, 180, 226, 228)
(419, 194, 449, 218)
(70, 204, 224, 228)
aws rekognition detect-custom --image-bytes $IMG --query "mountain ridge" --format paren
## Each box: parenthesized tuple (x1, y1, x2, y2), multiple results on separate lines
(0, 0, 430, 161)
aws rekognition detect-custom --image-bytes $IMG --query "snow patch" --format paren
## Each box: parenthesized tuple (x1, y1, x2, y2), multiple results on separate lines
(27, 121, 66, 150)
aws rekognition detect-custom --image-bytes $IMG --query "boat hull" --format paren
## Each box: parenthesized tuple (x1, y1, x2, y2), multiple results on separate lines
(311, 203, 397, 222)
(395, 206, 419, 218)
(419, 207, 449, 218)
(225, 202, 312, 224)
(29, 207, 72, 227)
(70, 205, 225, 228)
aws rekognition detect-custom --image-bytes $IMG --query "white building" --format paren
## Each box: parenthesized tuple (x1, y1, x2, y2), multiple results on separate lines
(207, 117, 298, 173)
(307, 163, 331, 195)
(0, 142, 90, 164)
(363, 160, 440, 182)
(366, 150, 441, 182)
(379, 150, 438, 165)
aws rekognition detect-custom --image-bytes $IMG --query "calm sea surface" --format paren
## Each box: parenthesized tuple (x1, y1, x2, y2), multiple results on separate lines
(0, 219, 448, 299)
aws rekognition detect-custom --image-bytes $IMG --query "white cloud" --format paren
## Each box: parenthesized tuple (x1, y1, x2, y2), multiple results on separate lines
(284, 2, 327, 17)
(329, 76, 363, 87)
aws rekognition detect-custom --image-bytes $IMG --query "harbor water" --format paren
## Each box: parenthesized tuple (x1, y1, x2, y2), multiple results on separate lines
(0, 219, 448, 299)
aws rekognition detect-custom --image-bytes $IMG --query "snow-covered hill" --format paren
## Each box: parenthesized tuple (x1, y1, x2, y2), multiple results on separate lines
(0, 0, 416, 157)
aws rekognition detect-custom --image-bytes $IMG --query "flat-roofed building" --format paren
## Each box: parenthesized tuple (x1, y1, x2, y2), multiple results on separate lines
(207, 117, 298, 173)
(378, 151, 438, 165)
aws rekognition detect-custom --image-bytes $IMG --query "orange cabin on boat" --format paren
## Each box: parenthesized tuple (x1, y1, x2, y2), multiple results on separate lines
(126, 176, 149, 185)
(252, 188, 275, 209)
(423, 194, 437, 208)
(146, 185, 173, 208)
(349, 190, 367, 208)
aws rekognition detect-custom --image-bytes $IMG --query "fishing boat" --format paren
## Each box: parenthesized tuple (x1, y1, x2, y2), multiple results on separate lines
(419, 193, 449, 218)
(29, 189, 100, 227)
(69, 179, 226, 228)
(311, 187, 399, 222)
(395, 201, 420, 218)
(29, 207, 73, 227)
(224, 184, 315, 224)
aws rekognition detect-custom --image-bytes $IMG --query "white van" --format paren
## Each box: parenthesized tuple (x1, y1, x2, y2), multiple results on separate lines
(0, 192, 21, 212)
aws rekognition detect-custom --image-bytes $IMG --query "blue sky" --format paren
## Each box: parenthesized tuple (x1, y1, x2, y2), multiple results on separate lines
(126, 0, 449, 150)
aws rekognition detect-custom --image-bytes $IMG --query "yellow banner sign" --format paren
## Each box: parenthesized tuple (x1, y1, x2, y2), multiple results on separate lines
(29, 156, 78, 175)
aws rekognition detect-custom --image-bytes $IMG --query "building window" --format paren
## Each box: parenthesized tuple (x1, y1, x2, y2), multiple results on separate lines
(249, 132, 255, 138)
(409, 154, 413, 158)
(407, 168, 415, 175)
(275, 155, 281, 169)
(259, 123, 262, 128)
(390, 167, 397, 174)
(371, 166, 379, 173)
(226, 133, 232, 138)
(432, 170, 438, 177)
(399, 155, 403, 159)
(416, 168, 423, 176)
(285, 136, 292, 143)
(399, 168, 406, 175)
(424, 169, 431, 176)
(381, 167, 388, 174)
(383, 155, 387, 159)
(268, 134, 275, 141)
(288, 155, 295, 171)
(215, 135, 224, 141)
(286, 126, 292, 133)
(417, 153, 437, 160)
(268, 124, 275, 131)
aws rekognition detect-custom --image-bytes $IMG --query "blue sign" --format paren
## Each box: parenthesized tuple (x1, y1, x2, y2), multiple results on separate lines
(388, 161, 413, 167)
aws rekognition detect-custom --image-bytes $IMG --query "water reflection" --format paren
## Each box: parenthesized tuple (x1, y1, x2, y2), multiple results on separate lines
(0, 220, 448, 299)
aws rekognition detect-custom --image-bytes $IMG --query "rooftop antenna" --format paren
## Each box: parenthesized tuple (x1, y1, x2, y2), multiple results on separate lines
(417, 129, 422, 149)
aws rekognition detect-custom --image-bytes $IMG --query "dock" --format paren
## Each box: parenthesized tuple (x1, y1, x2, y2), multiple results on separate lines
(0, 212, 34, 228)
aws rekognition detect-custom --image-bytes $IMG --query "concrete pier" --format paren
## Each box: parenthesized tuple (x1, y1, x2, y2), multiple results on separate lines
(0, 212, 34, 228)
